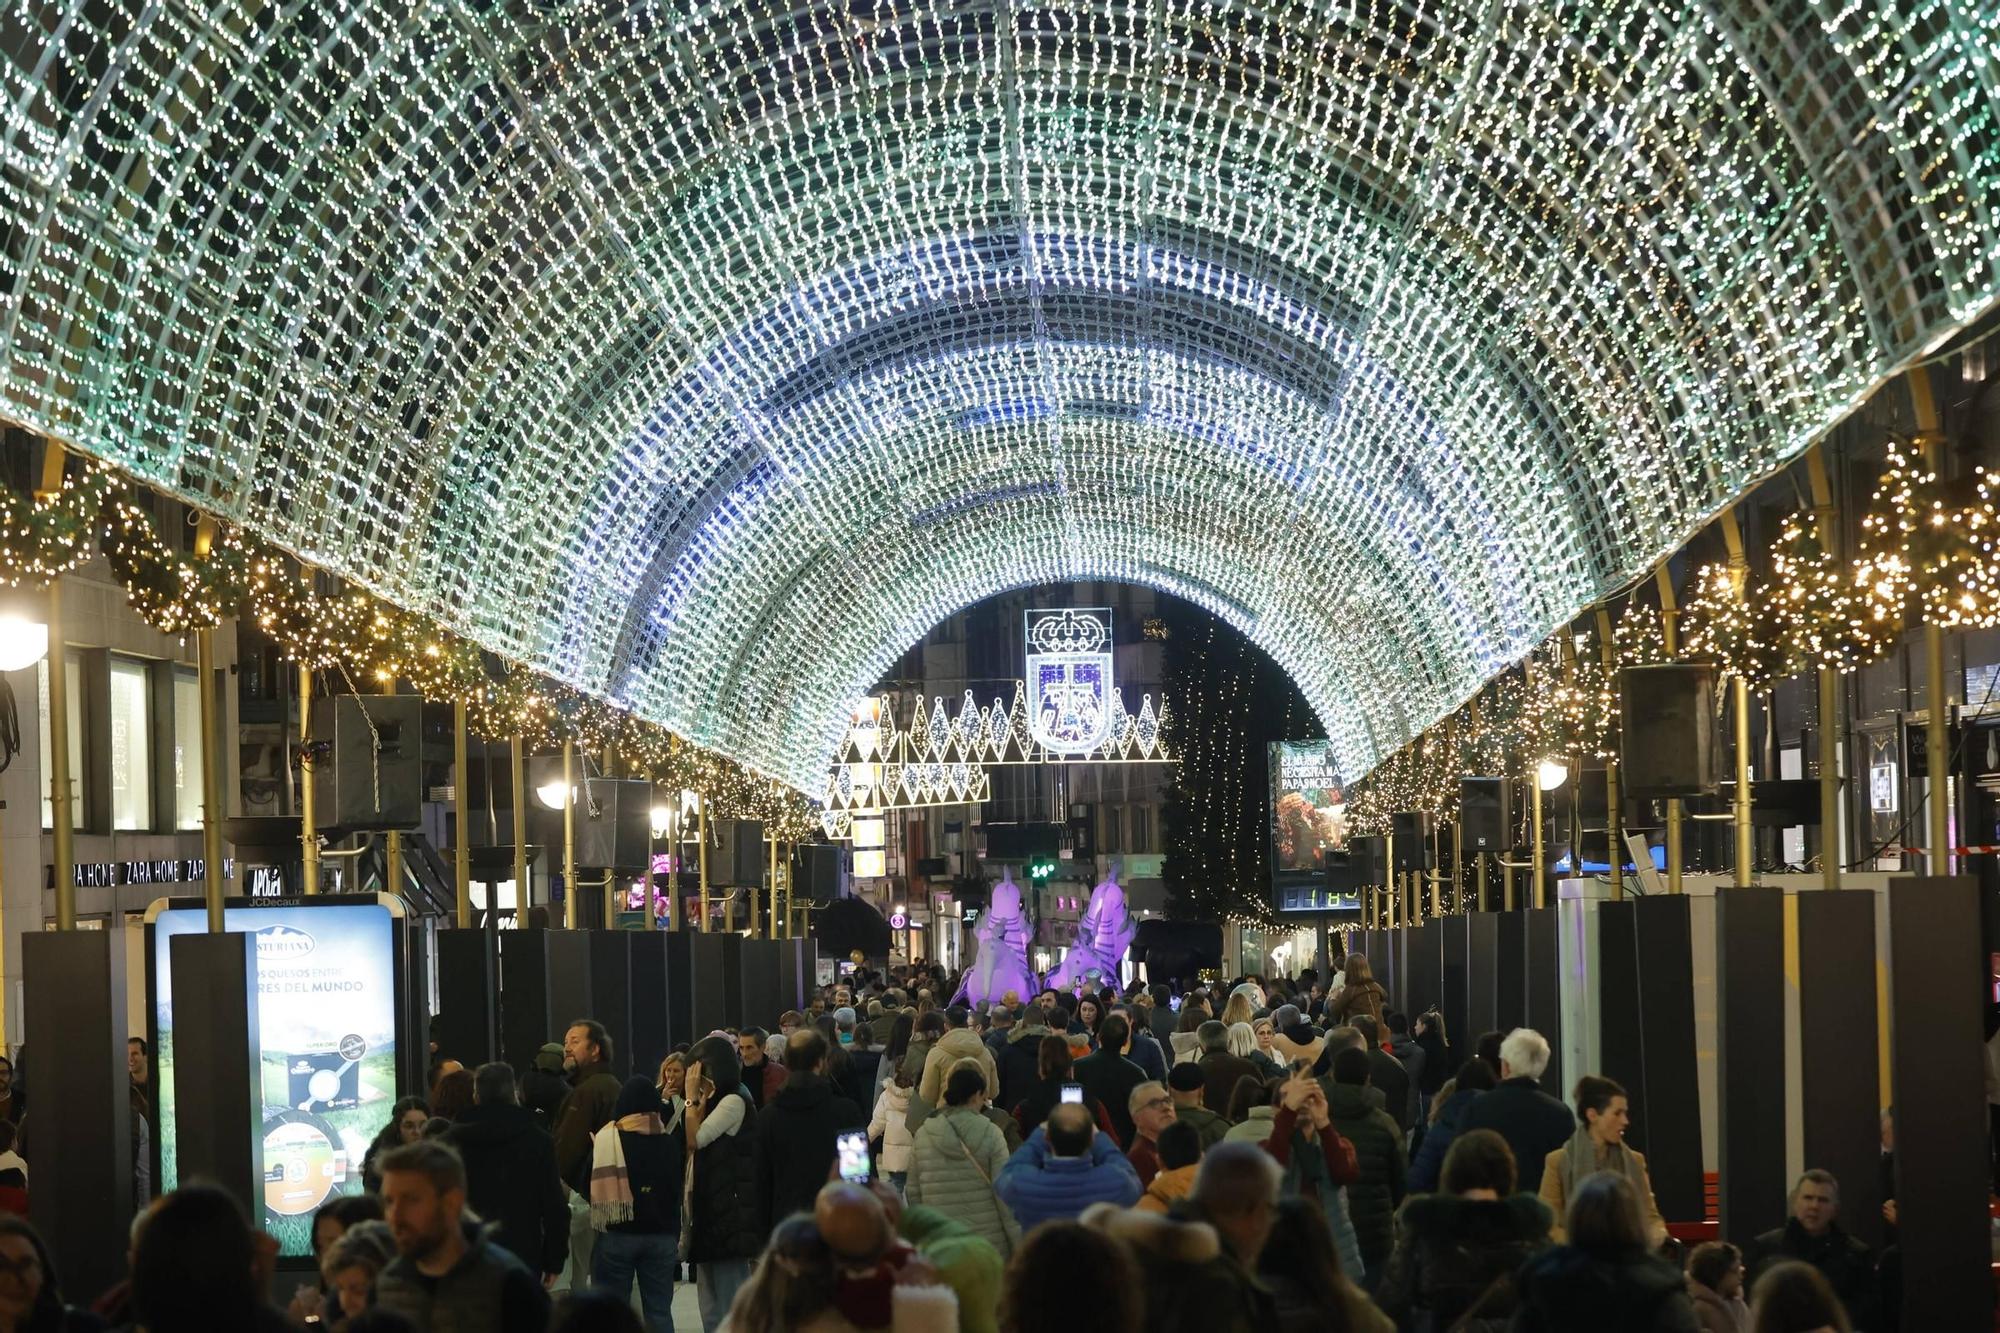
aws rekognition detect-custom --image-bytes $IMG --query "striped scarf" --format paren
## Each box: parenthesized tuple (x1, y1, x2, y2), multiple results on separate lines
(588, 1111, 664, 1230)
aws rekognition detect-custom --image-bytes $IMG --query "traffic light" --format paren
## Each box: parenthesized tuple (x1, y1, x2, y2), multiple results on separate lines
(1028, 857, 1057, 882)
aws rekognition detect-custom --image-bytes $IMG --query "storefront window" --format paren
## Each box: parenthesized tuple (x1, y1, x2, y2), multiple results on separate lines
(110, 656, 154, 830)
(37, 652, 84, 830)
(173, 668, 204, 831)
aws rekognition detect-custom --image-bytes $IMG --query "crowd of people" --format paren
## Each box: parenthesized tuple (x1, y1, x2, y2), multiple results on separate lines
(0, 955, 1901, 1333)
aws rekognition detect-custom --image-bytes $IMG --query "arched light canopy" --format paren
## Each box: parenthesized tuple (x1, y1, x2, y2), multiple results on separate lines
(3, 2, 1997, 789)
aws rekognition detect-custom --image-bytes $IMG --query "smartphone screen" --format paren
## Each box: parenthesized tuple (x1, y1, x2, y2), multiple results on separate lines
(1060, 1082, 1084, 1105)
(836, 1129, 871, 1184)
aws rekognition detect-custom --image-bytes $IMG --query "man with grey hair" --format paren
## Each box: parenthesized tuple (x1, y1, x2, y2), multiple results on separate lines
(1744, 1169, 1878, 1329)
(1197, 1019, 1261, 1116)
(1456, 1027, 1572, 1174)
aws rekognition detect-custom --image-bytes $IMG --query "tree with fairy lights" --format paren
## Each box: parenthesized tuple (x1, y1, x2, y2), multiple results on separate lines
(1160, 599, 1319, 928)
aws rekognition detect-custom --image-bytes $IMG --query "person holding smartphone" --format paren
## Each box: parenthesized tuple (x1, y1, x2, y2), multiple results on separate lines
(682, 1036, 760, 1332)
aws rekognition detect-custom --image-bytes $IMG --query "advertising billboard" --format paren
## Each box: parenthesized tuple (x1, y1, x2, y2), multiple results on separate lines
(149, 898, 401, 1257)
(1269, 741, 1346, 873)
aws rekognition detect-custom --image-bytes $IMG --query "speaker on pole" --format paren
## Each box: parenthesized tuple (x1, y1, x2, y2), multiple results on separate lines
(793, 843, 842, 905)
(1620, 664, 1719, 797)
(1460, 778, 1512, 852)
(1391, 812, 1433, 871)
(1350, 836, 1384, 886)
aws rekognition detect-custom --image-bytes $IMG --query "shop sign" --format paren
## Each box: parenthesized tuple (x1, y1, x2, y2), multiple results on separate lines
(45, 857, 234, 889)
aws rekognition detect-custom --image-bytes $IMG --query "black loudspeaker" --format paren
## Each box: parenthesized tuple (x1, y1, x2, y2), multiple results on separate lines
(983, 822, 1061, 861)
(915, 856, 949, 877)
(710, 819, 766, 885)
(1460, 777, 1511, 851)
(1621, 663, 1719, 797)
(575, 779, 653, 869)
(1324, 852, 1367, 893)
(1349, 836, 1384, 886)
(794, 844, 841, 905)
(1391, 812, 1433, 871)
(312, 694, 423, 830)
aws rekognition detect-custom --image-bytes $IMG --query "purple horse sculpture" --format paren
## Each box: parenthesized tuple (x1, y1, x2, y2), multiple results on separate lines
(953, 871, 1039, 1007)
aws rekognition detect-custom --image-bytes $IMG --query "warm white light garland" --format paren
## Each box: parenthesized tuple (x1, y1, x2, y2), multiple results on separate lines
(1, 2, 1995, 790)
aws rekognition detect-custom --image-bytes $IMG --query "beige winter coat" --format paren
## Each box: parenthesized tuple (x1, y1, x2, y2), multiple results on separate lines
(918, 1029, 1001, 1106)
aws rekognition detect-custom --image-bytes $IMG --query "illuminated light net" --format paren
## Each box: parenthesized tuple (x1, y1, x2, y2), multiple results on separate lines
(3, 1, 1997, 790)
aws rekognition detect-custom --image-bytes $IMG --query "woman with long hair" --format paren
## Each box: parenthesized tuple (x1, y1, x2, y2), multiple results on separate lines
(721, 1214, 842, 1333)
(1512, 1173, 1700, 1331)
(683, 1034, 761, 1331)
(360, 1096, 429, 1192)
(1331, 956, 1386, 1027)
(1748, 1261, 1851, 1333)
(0, 1214, 102, 1332)
(1009, 1034, 1115, 1140)
(1170, 1003, 1208, 1066)
(874, 1011, 915, 1105)
(428, 1068, 475, 1123)
(1220, 989, 1257, 1030)
(1000, 1220, 1143, 1333)
(1259, 1195, 1391, 1333)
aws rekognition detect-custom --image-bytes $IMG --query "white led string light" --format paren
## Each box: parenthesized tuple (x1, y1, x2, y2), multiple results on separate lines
(0, 1, 1995, 792)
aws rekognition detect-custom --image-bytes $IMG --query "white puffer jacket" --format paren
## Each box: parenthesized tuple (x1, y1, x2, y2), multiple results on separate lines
(869, 1080, 916, 1173)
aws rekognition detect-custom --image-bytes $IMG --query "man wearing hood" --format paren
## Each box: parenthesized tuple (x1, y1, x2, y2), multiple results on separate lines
(909, 1009, 1002, 1133)
(754, 1028, 866, 1233)
(993, 1005, 1053, 1115)
(447, 1063, 568, 1287)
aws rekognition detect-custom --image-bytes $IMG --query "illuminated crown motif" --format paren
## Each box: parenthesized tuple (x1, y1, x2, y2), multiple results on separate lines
(1026, 609, 1110, 655)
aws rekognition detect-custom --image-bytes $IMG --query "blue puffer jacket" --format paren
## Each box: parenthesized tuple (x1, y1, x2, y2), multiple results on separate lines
(1409, 1086, 1482, 1195)
(994, 1126, 1142, 1232)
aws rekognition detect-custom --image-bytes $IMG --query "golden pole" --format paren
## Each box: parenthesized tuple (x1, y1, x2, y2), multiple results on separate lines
(1529, 774, 1545, 910)
(1476, 852, 1489, 913)
(562, 739, 577, 928)
(47, 577, 75, 929)
(1721, 508, 1755, 887)
(299, 655, 320, 894)
(386, 830, 404, 902)
(1910, 368, 1952, 876)
(453, 699, 472, 927)
(1447, 819, 1458, 918)
(1807, 445, 1843, 890)
(195, 528, 226, 930)
(1657, 563, 1685, 894)
(1596, 607, 1624, 900)
(510, 736, 529, 912)
(697, 802, 710, 933)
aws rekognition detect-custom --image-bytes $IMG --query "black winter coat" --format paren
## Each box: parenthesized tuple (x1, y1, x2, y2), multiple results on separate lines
(1324, 1081, 1407, 1276)
(1370, 1047, 1413, 1134)
(1376, 1191, 1551, 1331)
(1413, 1028, 1454, 1095)
(519, 1067, 569, 1136)
(1072, 1049, 1147, 1146)
(446, 1102, 569, 1277)
(687, 1090, 761, 1263)
(752, 1073, 865, 1233)
(994, 1023, 1056, 1115)
(1743, 1218, 1878, 1331)
(1456, 1077, 1574, 1183)
(1510, 1245, 1701, 1333)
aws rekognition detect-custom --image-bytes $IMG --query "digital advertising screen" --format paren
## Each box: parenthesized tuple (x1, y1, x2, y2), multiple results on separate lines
(149, 898, 401, 1257)
(1269, 741, 1346, 875)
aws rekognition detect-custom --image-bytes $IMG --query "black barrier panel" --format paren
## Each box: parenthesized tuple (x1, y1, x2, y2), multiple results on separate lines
(1439, 916, 1469, 1065)
(23, 931, 133, 1299)
(1494, 911, 1527, 1035)
(1524, 909, 1561, 1095)
(1632, 894, 1704, 1225)
(1797, 891, 1882, 1250)
(739, 940, 781, 1032)
(628, 932, 672, 1078)
(588, 931, 634, 1081)
(547, 930, 595, 1052)
(500, 929, 553, 1071)
(168, 933, 261, 1222)
(690, 932, 744, 1034)
(1466, 912, 1499, 1042)
(1888, 878, 1991, 1331)
(775, 938, 803, 1014)
(1407, 921, 1441, 1021)
(435, 929, 499, 1068)
(1597, 901, 1647, 1155)
(664, 931, 694, 1049)
(1716, 887, 1787, 1242)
